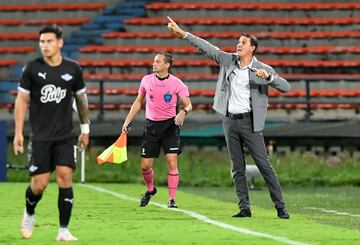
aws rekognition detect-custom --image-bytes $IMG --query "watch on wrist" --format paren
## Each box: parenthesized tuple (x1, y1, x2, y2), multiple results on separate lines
(266, 74, 272, 81)
(182, 108, 188, 115)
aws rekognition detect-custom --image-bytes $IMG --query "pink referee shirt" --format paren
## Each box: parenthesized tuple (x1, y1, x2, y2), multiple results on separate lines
(139, 73, 189, 121)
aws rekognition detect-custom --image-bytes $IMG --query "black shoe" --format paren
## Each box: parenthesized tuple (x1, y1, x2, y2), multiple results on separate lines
(232, 209, 252, 218)
(139, 187, 157, 207)
(167, 199, 178, 208)
(277, 208, 290, 219)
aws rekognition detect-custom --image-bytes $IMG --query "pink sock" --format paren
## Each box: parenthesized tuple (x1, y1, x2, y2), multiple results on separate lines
(168, 168, 179, 200)
(142, 169, 154, 192)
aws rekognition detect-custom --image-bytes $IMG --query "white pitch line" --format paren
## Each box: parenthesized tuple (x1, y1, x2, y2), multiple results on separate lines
(305, 207, 360, 218)
(79, 184, 309, 245)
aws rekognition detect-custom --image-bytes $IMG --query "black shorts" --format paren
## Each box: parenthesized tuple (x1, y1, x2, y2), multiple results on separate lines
(141, 118, 181, 158)
(28, 137, 76, 176)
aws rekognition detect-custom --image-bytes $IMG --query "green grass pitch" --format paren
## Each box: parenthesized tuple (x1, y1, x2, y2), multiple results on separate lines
(1, 183, 360, 244)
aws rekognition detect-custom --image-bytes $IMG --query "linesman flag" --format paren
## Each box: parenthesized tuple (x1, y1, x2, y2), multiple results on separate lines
(97, 132, 127, 165)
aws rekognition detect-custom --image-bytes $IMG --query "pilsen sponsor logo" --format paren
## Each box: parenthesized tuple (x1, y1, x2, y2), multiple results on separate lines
(40, 84, 66, 104)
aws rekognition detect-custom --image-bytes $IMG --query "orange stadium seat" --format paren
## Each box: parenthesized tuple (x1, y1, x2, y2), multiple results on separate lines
(0, 3, 106, 11)
(25, 18, 89, 25)
(146, 2, 360, 11)
(79, 59, 215, 67)
(84, 88, 360, 98)
(0, 47, 35, 53)
(0, 18, 89, 26)
(79, 59, 360, 68)
(124, 17, 360, 26)
(0, 103, 14, 109)
(83, 73, 219, 80)
(102, 31, 360, 40)
(80, 45, 360, 55)
(0, 60, 17, 66)
(0, 33, 38, 40)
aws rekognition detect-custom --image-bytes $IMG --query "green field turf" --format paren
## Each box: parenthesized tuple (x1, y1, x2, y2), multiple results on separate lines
(1, 183, 360, 245)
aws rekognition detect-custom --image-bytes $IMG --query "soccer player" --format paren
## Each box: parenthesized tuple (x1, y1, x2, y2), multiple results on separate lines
(13, 25, 90, 240)
(122, 52, 192, 208)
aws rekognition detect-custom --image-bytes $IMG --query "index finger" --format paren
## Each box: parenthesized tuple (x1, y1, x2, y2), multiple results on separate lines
(167, 16, 175, 23)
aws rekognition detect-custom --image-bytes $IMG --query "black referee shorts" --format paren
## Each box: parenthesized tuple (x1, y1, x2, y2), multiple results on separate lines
(28, 137, 76, 176)
(141, 118, 181, 158)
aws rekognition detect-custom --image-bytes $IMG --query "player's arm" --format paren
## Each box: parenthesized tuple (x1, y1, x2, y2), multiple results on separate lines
(122, 94, 145, 132)
(75, 92, 90, 151)
(167, 16, 231, 64)
(175, 96, 192, 126)
(13, 91, 29, 155)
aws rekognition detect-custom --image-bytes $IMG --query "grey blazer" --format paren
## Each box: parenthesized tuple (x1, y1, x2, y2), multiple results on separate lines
(185, 33, 291, 132)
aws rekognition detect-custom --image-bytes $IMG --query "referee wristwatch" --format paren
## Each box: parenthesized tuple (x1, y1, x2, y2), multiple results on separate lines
(182, 108, 189, 115)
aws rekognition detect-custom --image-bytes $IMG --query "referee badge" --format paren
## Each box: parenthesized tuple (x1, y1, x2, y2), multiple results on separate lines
(163, 92, 172, 103)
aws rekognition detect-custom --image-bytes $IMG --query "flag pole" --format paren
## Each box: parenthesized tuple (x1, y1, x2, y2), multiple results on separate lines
(81, 149, 85, 183)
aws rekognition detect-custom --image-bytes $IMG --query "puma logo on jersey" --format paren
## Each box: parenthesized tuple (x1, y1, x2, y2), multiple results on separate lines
(61, 73, 73, 81)
(40, 84, 66, 104)
(64, 198, 74, 205)
(38, 72, 46, 79)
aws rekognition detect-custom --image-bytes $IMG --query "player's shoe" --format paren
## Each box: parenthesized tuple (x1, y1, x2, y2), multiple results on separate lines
(167, 199, 178, 208)
(56, 228, 78, 241)
(21, 209, 35, 239)
(139, 187, 157, 207)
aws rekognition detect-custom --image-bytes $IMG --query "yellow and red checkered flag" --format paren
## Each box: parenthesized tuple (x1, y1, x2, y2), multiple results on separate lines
(97, 132, 128, 165)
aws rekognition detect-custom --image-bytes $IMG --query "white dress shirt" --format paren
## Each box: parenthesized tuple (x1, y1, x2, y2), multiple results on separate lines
(228, 59, 253, 114)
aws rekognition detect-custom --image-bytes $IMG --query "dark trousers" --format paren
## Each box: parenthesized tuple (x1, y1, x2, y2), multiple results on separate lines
(222, 115, 285, 210)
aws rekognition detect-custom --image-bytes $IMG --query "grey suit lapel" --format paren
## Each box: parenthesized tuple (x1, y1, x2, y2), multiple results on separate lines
(249, 57, 267, 85)
(226, 61, 237, 81)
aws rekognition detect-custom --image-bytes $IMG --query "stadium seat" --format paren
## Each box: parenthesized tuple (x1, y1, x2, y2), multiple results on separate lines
(0, 18, 89, 26)
(79, 59, 360, 68)
(0, 3, 106, 11)
(146, 2, 360, 11)
(0, 60, 17, 66)
(80, 45, 360, 55)
(0, 33, 38, 40)
(124, 17, 360, 26)
(0, 47, 35, 53)
(102, 31, 360, 40)
(83, 73, 219, 80)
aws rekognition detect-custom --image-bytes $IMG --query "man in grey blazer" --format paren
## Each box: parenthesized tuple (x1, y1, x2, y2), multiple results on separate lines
(167, 17, 290, 219)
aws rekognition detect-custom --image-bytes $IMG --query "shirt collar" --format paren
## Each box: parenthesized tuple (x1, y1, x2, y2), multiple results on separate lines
(237, 58, 254, 70)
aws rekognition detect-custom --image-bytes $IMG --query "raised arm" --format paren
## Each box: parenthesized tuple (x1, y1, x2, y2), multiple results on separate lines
(167, 16, 232, 65)
(13, 91, 29, 155)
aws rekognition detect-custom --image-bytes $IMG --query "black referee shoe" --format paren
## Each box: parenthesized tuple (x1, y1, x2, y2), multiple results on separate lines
(167, 199, 178, 208)
(139, 187, 157, 207)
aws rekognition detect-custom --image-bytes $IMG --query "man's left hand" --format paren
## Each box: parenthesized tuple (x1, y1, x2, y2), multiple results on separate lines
(77, 134, 89, 151)
(250, 67, 271, 81)
(174, 110, 186, 126)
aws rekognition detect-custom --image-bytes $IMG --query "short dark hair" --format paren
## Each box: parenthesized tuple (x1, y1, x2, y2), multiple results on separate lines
(241, 32, 258, 55)
(156, 51, 173, 67)
(39, 25, 63, 39)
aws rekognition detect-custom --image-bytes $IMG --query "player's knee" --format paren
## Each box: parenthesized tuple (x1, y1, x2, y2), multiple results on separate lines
(56, 174, 72, 187)
(167, 163, 177, 171)
(31, 182, 48, 195)
(166, 159, 177, 169)
(141, 166, 152, 172)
